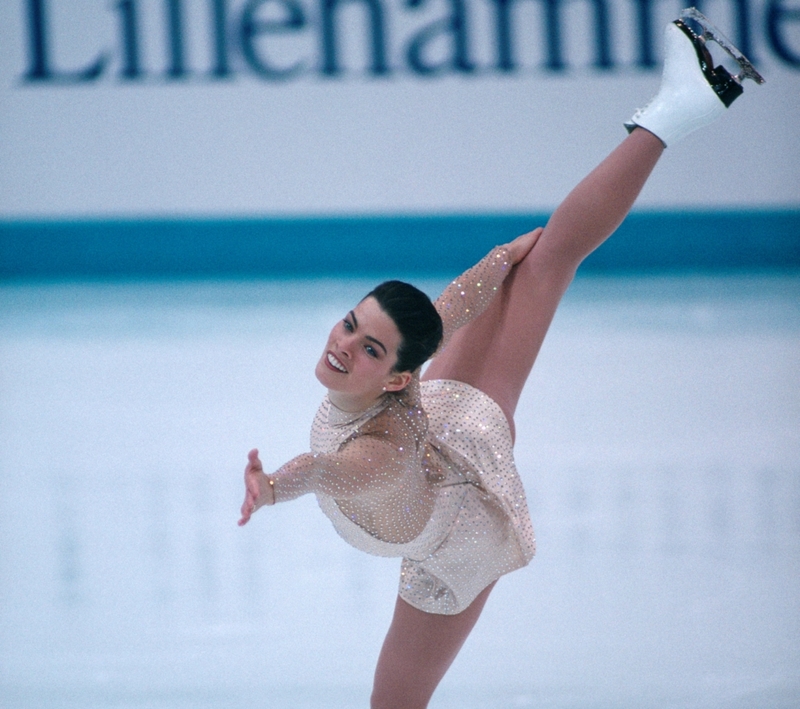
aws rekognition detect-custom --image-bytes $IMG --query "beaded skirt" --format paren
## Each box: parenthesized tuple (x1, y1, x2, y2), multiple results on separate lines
(315, 379, 536, 615)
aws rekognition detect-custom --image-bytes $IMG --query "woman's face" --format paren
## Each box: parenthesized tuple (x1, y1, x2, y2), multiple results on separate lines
(315, 296, 410, 412)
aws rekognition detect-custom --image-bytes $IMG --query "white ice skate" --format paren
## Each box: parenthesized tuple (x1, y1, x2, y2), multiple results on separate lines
(625, 8, 765, 147)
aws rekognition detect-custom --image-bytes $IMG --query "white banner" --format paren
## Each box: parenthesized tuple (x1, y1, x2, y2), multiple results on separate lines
(1, 0, 798, 218)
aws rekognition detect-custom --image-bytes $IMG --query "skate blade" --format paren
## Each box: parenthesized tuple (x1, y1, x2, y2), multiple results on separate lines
(680, 7, 765, 85)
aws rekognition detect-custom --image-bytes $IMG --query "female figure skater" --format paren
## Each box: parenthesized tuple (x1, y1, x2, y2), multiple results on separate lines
(238, 10, 762, 708)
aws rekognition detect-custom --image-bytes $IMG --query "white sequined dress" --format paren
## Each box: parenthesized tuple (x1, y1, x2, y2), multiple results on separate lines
(270, 246, 536, 615)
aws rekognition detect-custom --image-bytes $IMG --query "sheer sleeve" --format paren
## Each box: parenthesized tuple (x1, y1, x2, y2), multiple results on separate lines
(268, 433, 408, 504)
(433, 245, 511, 350)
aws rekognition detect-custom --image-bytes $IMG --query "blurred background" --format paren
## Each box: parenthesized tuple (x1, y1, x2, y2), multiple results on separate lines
(1, 0, 799, 707)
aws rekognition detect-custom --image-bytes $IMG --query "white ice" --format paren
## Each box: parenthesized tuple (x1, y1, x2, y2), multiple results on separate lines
(1, 274, 798, 709)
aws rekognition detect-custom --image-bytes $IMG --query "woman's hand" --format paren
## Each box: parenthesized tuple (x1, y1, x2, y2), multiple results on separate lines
(505, 227, 544, 265)
(238, 448, 271, 526)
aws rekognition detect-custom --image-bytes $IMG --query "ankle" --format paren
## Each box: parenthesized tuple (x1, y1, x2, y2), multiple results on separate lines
(624, 8, 764, 147)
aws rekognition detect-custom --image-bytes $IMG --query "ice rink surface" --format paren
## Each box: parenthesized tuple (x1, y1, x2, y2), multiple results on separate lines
(1, 274, 798, 709)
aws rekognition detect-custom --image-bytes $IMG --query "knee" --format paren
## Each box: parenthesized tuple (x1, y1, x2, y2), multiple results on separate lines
(514, 240, 578, 293)
(518, 238, 579, 277)
(370, 684, 429, 709)
(371, 667, 435, 709)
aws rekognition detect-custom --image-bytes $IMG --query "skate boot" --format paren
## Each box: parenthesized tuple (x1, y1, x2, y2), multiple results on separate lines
(625, 8, 765, 147)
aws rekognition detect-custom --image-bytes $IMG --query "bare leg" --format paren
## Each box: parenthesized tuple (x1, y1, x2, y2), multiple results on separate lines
(371, 582, 496, 709)
(374, 129, 662, 708)
(423, 128, 664, 438)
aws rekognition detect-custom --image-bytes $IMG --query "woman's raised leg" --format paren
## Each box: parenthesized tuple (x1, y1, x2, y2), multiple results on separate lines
(396, 14, 761, 706)
(370, 583, 496, 709)
(424, 10, 764, 434)
(423, 128, 664, 437)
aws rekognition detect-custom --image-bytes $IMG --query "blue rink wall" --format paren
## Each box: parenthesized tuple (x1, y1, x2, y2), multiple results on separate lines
(2, 209, 799, 279)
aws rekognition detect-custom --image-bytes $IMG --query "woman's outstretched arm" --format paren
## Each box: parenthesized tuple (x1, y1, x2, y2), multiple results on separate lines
(237, 434, 408, 525)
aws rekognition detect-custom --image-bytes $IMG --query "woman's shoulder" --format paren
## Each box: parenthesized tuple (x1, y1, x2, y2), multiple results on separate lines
(356, 391, 428, 445)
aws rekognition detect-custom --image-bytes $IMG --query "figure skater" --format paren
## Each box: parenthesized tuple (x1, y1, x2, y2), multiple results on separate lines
(238, 10, 763, 708)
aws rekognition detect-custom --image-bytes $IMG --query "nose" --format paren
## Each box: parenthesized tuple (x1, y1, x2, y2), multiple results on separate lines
(336, 332, 356, 359)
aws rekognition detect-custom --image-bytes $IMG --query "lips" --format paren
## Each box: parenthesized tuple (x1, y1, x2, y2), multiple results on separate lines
(326, 351, 348, 373)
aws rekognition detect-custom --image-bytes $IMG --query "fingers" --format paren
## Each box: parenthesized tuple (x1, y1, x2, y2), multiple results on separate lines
(246, 448, 263, 476)
(238, 488, 259, 526)
(507, 227, 544, 265)
(239, 489, 254, 524)
(522, 227, 544, 250)
(239, 448, 263, 526)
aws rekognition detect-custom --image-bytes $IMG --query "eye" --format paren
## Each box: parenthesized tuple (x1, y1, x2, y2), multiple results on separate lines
(365, 345, 378, 358)
(343, 319, 353, 332)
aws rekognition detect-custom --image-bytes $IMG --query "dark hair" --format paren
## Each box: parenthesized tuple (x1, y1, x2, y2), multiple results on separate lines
(365, 281, 443, 373)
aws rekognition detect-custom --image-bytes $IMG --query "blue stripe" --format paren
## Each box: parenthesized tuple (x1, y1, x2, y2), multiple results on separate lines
(1, 210, 798, 279)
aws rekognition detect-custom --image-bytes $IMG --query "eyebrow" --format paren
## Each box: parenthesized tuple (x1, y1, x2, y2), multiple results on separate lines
(349, 310, 387, 355)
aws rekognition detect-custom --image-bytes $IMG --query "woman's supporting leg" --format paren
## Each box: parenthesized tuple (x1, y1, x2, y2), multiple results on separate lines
(423, 128, 664, 438)
(382, 111, 660, 709)
(371, 583, 496, 709)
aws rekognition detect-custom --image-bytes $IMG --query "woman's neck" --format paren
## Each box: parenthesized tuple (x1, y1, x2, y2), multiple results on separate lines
(327, 389, 385, 414)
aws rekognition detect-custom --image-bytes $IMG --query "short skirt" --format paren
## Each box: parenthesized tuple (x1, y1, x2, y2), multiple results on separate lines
(315, 380, 535, 614)
(397, 380, 535, 614)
